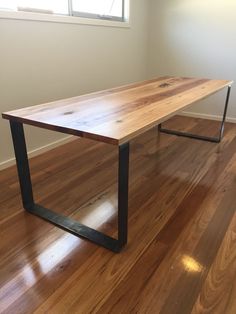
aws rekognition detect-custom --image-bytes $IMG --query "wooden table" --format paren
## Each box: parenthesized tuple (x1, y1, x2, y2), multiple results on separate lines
(2, 77, 233, 252)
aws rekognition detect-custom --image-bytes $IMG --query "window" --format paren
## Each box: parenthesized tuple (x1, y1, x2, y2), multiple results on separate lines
(0, 0, 128, 23)
(71, 0, 125, 22)
(0, 1, 68, 14)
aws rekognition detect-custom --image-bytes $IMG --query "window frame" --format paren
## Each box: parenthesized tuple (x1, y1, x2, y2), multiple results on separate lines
(0, 0, 130, 28)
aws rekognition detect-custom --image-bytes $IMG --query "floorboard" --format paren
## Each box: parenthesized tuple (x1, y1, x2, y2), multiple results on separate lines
(0, 116, 236, 314)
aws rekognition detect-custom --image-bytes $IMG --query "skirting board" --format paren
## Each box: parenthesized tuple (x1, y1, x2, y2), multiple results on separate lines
(181, 111, 236, 124)
(0, 135, 74, 171)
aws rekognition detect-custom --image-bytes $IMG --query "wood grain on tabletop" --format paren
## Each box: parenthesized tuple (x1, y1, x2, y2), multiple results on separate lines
(2, 77, 232, 145)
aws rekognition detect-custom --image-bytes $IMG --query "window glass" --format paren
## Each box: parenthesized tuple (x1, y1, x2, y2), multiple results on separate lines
(72, 0, 123, 18)
(0, 0, 68, 14)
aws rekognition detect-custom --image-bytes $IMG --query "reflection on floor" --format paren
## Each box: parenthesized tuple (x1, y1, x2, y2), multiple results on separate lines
(1, 116, 236, 314)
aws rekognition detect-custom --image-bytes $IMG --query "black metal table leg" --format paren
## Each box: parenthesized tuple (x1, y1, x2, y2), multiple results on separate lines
(10, 121, 34, 209)
(118, 143, 129, 247)
(10, 121, 129, 253)
(158, 85, 232, 143)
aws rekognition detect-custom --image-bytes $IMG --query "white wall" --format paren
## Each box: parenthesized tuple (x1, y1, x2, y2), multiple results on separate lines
(148, 0, 236, 121)
(0, 0, 149, 167)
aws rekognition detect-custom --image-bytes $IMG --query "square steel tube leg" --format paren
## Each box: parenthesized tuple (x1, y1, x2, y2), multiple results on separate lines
(9, 121, 130, 253)
(159, 85, 232, 143)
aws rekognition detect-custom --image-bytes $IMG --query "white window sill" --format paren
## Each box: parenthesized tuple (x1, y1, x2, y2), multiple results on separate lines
(0, 10, 130, 28)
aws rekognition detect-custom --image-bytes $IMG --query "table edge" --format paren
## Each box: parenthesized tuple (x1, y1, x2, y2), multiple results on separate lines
(2, 80, 233, 146)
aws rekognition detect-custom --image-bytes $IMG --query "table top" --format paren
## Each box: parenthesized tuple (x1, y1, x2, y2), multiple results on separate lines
(2, 77, 232, 145)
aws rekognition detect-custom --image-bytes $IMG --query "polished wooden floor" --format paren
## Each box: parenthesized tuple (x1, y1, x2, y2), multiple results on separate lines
(1, 116, 236, 314)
